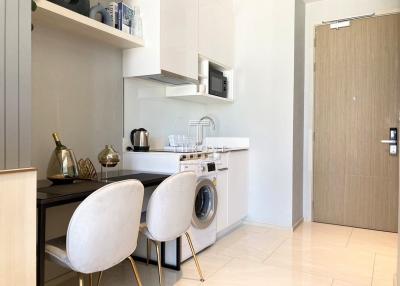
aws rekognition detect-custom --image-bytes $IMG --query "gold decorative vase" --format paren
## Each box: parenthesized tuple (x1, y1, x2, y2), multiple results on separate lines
(98, 145, 120, 167)
(98, 145, 120, 181)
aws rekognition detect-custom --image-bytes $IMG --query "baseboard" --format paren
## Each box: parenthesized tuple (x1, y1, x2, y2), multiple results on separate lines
(292, 217, 304, 231)
(216, 220, 243, 239)
(45, 271, 76, 286)
(243, 219, 293, 231)
(243, 217, 305, 232)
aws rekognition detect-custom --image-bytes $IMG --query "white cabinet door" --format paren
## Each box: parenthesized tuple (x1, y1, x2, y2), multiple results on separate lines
(161, 0, 199, 80)
(198, 0, 234, 67)
(123, 0, 198, 81)
(227, 151, 249, 226)
(216, 168, 229, 233)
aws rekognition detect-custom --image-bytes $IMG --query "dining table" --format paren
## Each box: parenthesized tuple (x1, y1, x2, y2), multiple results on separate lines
(36, 171, 179, 286)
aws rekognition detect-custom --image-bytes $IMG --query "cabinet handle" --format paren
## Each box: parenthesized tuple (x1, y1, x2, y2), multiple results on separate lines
(218, 168, 229, 171)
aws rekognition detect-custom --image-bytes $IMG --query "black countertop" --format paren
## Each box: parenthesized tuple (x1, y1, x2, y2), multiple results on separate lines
(37, 171, 170, 207)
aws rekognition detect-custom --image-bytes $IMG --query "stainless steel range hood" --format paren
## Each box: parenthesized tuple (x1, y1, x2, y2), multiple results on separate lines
(142, 70, 199, 85)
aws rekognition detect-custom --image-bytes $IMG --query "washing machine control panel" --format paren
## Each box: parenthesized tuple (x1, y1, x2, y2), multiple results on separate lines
(206, 162, 216, 172)
(180, 159, 218, 177)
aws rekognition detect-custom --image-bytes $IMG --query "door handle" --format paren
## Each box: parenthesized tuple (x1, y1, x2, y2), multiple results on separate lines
(381, 128, 398, 156)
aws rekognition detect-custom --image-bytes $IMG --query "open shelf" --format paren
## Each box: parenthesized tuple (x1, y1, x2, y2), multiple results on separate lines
(168, 93, 233, 104)
(33, 0, 145, 49)
(165, 84, 233, 104)
(164, 56, 234, 104)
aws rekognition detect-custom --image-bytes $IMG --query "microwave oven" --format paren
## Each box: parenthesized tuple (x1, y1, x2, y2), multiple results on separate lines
(209, 67, 228, 98)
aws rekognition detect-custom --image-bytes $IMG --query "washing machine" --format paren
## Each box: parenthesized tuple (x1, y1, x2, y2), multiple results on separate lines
(164, 155, 219, 263)
(181, 159, 218, 261)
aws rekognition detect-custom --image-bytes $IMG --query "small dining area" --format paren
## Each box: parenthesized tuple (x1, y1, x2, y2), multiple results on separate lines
(39, 170, 205, 286)
(0, 167, 205, 286)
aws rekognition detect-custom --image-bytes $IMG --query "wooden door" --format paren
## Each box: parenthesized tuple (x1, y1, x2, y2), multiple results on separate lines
(313, 14, 400, 232)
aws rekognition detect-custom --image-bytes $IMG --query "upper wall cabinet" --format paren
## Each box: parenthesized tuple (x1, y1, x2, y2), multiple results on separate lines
(199, 0, 235, 68)
(123, 0, 199, 83)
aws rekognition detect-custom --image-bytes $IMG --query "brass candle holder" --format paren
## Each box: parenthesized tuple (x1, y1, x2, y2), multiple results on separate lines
(98, 145, 120, 181)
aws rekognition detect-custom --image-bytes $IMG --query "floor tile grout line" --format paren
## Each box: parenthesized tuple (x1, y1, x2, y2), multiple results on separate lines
(345, 228, 354, 248)
(203, 255, 236, 281)
(261, 259, 335, 284)
(370, 252, 377, 286)
(262, 237, 290, 264)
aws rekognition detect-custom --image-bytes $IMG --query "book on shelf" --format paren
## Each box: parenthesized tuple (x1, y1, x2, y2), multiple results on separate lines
(117, 2, 134, 34)
(106, 2, 118, 29)
(105, 1, 142, 38)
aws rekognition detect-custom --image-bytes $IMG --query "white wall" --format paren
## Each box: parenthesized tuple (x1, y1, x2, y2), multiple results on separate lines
(32, 24, 123, 281)
(207, 0, 297, 227)
(32, 26, 123, 180)
(303, 0, 400, 221)
(292, 0, 306, 226)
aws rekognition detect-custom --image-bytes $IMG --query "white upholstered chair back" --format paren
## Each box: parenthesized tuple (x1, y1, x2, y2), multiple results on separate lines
(66, 180, 144, 274)
(146, 172, 197, 242)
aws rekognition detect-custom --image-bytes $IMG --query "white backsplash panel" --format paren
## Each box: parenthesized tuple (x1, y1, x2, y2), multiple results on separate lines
(123, 78, 208, 149)
(203, 137, 250, 149)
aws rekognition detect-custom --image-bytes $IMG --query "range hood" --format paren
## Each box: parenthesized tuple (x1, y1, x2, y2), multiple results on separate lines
(141, 70, 199, 86)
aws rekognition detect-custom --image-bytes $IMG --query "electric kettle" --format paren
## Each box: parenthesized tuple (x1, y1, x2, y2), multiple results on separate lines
(130, 128, 150, 152)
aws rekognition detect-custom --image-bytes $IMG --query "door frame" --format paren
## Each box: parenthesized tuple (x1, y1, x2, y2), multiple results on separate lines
(305, 10, 400, 222)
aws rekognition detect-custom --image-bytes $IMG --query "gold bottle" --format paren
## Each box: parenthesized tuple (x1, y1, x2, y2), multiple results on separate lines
(47, 133, 79, 184)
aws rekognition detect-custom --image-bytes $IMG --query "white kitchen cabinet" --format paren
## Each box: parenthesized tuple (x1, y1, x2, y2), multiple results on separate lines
(160, 0, 199, 81)
(216, 154, 229, 233)
(198, 0, 235, 68)
(227, 151, 249, 226)
(123, 0, 199, 82)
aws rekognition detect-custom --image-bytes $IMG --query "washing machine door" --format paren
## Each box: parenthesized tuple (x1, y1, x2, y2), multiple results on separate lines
(192, 178, 218, 229)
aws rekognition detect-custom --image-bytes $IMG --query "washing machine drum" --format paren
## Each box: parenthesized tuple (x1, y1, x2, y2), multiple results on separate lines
(192, 178, 218, 229)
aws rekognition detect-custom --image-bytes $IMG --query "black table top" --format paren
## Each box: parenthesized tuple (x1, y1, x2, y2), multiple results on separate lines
(37, 171, 170, 207)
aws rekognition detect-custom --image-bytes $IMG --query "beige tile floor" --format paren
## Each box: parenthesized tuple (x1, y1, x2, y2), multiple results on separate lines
(56, 222, 397, 286)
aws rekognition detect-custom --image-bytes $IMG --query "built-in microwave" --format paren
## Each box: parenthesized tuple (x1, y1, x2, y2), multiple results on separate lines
(209, 66, 228, 98)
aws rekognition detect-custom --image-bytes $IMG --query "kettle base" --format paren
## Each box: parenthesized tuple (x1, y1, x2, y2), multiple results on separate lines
(133, 146, 150, 152)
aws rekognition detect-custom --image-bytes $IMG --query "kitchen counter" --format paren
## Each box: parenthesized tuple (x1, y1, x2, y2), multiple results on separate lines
(147, 147, 248, 154)
(214, 147, 249, 153)
(37, 171, 170, 206)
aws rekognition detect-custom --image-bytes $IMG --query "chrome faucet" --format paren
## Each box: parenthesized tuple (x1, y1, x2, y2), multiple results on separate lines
(189, 116, 216, 146)
(199, 116, 216, 131)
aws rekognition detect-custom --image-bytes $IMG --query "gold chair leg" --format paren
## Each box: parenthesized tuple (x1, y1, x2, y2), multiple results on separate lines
(78, 273, 85, 286)
(155, 241, 163, 286)
(127, 256, 143, 286)
(185, 232, 205, 282)
(97, 271, 103, 286)
(147, 238, 151, 265)
(89, 273, 93, 286)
